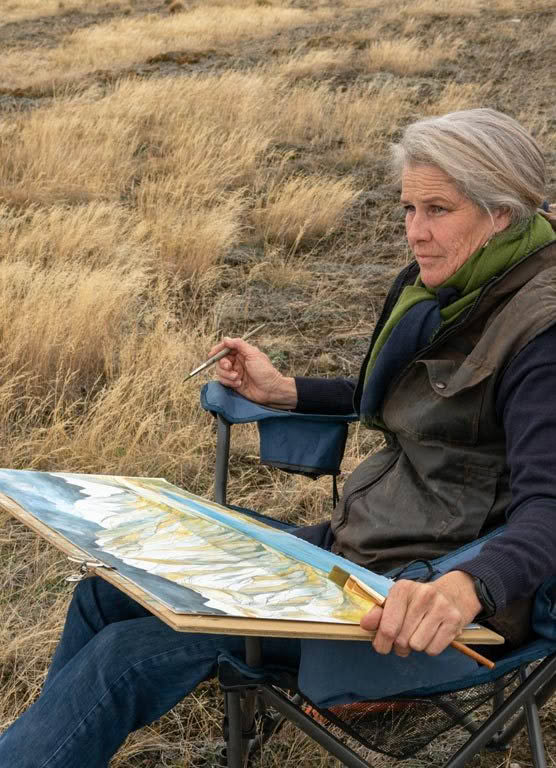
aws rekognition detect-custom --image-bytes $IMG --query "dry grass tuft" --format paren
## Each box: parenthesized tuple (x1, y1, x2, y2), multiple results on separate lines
(273, 81, 411, 165)
(403, 0, 482, 16)
(0, 106, 138, 204)
(0, 294, 219, 481)
(361, 37, 460, 75)
(422, 82, 487, 115)
(247, 253, 313, 289)
(143, 194, 248, 278)
(279, 48, 357, 81)
(0, 202, 150, 270)
(0, 257, 152, 400)
(252, 175, 360, 246)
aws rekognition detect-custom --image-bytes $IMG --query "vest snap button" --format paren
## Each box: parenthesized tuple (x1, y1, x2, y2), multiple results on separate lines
(435, 381, 447, 390)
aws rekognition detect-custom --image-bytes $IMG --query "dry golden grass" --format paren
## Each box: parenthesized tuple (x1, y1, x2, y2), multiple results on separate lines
(279, 48, 357, 81)
(362, 36, 460, 75)
(0, 107, 138, 204)
(490, 0, 556, 12)
(0, 0, 555, 765)
(0, 6, 319, 91)
(335, 0, 391, 8)
(0, 74, 265, 207)
(1, 0, 124, 24)
(0, 258, 150, 400)
(278, 39, 463, 83)
(272, 80, 411, 165)
(252, 175, 360, 246)
(0, 286, 218, 478)
(246, 256, 313, 289)
(422, 82, 487, 115)
(0, 202, 148, 270)
(0, 73, 407, 278)
(402, 0, 482, 16)
(143, 194, 249, 278)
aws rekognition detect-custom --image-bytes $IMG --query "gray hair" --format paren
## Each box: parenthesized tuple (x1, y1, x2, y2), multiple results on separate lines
(391, 108, 545, 227)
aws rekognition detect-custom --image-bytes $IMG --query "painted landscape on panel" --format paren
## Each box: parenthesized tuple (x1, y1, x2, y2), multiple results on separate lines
(0, 469, 392, 623)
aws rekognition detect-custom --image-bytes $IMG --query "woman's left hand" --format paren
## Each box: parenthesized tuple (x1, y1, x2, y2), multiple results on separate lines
(360, 571, 482, 657)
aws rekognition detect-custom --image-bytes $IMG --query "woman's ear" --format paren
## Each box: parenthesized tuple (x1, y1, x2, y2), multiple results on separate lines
(492, 207, 512, 233)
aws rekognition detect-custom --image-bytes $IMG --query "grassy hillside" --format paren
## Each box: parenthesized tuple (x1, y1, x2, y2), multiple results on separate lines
(0, 0, 554, 765)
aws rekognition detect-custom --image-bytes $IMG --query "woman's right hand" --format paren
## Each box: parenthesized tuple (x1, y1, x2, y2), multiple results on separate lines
(208, 337, 298, 409)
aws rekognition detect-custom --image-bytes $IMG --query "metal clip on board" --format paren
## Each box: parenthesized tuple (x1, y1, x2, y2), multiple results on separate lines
(65, 555, 115, 583)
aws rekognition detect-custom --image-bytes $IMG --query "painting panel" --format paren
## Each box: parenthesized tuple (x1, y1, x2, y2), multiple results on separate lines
(0, 469, 392, 623)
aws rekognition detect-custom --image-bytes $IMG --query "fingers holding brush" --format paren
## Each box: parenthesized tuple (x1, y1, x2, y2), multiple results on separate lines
(212, 338, 248, 389)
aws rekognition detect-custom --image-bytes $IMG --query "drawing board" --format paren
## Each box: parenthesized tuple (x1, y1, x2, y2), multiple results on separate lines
(0, 469, 503, 643)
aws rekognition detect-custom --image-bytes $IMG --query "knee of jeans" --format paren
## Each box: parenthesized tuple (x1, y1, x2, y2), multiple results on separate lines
(88, 620, 135, 662)
(72, 576, 95, 599)
(79, 622, 145, 698)
(71, 576, 124, 616)
(71, 575, 103, 605)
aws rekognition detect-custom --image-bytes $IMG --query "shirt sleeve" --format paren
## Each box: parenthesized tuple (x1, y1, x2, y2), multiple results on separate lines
(293, 376, 357, 415)
(455, 324, 556, 610)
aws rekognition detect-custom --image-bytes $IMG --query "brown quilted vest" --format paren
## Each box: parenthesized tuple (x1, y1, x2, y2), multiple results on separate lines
(331, 241, 556, 586)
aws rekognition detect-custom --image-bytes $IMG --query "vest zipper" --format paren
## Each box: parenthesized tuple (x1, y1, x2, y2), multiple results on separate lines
(336, 450, 399, 530)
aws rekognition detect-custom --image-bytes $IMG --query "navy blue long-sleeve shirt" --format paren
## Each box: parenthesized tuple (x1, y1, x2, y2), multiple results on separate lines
(294, 323, 556, 610)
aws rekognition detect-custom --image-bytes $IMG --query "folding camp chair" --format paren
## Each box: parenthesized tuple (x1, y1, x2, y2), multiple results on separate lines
(201, 381, 556, 768)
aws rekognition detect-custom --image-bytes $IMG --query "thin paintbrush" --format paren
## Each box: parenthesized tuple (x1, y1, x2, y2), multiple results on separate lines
(186, 324, 266, 380)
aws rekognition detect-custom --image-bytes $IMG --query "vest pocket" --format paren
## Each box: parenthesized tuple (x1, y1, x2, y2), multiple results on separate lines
(420, 358, 493, 397)
(383, 358, 494, 446)
(443, 463, 499, 543)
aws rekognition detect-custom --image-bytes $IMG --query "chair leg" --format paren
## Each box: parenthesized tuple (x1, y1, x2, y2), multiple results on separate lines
(443, 654, 556, 768)
(435, 699, 480, 736)
(215, 416, 231, 506)
(486, 677, 511, 751)
(262, 685, 375, 768)
(490, 659, 556, 747)
(226, 691, 245, 768)
(223, 638, 263, 768)
(520, 667, 547, 768)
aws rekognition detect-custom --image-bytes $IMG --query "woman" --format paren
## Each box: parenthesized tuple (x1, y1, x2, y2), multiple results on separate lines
(214, 109, 556, 654)
(1, 109, 555, 768)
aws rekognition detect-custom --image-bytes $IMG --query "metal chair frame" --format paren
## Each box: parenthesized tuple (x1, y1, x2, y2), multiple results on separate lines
(211, 413, 556, 768)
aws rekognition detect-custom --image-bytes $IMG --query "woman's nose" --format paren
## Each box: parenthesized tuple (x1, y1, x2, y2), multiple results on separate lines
(406, 211, 432, 246)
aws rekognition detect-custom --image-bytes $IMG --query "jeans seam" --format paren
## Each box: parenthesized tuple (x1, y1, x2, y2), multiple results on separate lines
(38, 641, 215, 768)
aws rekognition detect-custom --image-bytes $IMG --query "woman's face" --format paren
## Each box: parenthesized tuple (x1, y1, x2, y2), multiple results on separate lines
(401, 164, 511, 288)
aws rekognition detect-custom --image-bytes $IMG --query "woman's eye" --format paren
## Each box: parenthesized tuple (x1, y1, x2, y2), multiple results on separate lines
(402, 205, 415, 215)
(430, 205, 447, 215)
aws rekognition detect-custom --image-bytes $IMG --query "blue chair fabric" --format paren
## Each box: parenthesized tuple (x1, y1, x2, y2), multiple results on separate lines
(201, 381, 357, 477)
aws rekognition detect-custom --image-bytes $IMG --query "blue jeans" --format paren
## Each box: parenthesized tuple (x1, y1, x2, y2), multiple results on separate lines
(0, 577, 301, 768)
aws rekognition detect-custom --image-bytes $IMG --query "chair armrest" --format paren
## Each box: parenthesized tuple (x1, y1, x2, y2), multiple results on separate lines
(200, 381, 357, 425)
(200, 381, 358, 481)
